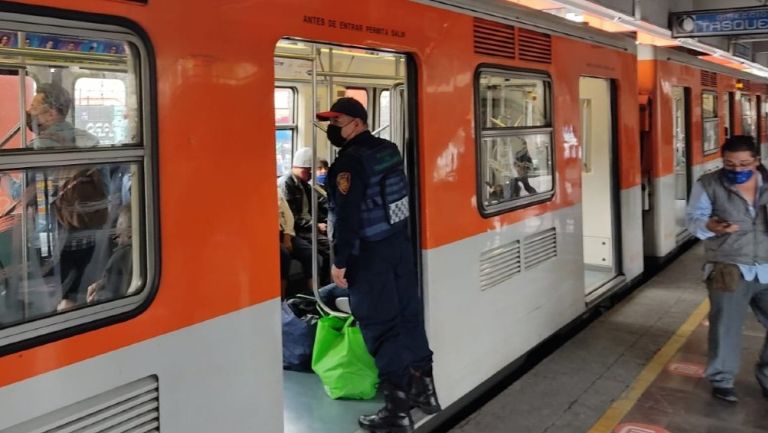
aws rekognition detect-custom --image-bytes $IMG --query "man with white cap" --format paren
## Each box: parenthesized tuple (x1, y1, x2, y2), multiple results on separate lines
(278, 147, 329, 290)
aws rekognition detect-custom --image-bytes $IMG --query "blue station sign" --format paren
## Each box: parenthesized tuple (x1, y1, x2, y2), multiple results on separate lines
(671, 7, 768, 37)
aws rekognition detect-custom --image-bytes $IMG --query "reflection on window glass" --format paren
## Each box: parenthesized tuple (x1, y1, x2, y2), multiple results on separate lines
(75, 78, 132, 145)
(378, 90, 391, 140)
(477, 70, 553, 213)
(702, 92, 717, 119)
(0, 27, 148, 338)
(702, 92, 719, 154)
(0, 163, 140, 329)
(703, 120, 719, 154)
(742, 95, 756, 138)
(741, 95, 752, 116)
(0, 32, 140, 152)
(0, 75, 34, 152)
(482, 134, 553, 206)
(479, 74, 549, 128)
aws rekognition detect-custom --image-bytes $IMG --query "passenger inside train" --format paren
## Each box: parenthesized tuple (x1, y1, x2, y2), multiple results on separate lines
(0, 31, 142, 329)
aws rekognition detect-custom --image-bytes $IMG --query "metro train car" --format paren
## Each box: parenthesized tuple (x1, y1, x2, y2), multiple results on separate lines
(639, 45, 768, 265)
(0, 1, 765, 433)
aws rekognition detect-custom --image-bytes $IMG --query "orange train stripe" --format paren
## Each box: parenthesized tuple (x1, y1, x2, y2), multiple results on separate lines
(0, 0, 646, 386)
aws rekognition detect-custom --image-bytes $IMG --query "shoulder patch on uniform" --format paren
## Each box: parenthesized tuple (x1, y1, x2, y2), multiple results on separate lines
(337, 172, 351, 195)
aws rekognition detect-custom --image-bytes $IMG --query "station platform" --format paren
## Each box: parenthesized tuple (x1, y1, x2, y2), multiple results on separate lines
(450, 244, 768, 433)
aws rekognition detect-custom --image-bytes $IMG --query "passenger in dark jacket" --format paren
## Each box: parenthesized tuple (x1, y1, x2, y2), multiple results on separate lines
(278, 148, 330, 283)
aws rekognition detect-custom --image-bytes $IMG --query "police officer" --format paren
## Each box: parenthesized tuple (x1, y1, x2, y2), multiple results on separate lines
(317, 98, 439, 432)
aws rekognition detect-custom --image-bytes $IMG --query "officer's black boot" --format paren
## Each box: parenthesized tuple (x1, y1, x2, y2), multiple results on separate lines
(358, 383, 414, 433)
(409, 367, 441, 414)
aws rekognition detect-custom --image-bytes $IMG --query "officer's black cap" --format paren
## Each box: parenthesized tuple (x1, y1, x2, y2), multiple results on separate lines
(316, 97, 368, 123)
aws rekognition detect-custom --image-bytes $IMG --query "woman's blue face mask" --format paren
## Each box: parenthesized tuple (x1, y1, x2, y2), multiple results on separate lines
(724, 169, 754, 184)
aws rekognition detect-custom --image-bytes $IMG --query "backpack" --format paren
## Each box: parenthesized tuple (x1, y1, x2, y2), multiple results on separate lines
(52, 168, 108, 230)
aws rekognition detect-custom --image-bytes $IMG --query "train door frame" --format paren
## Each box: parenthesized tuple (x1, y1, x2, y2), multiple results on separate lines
(684, 87, 693, 203)
(757, 95, 763, 155)
(670, 85, 693, 244)
(274, 40, 424, 433)
(727, 91, 735, 139)
(579, 76, 624, 303)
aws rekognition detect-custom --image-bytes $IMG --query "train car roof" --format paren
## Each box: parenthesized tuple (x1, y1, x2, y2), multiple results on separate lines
(412, 0, 637, 53)
(641, 44, 768, 84)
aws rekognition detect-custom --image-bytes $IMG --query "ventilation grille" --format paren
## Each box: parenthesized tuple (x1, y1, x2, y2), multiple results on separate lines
(473, 18, 516, 60)
(517, 28, 552, 64)
(523, 228, 558, 270)
(473, 18, 552, 64)
(479, 240, 521, 290)
(701, 70, 718, 88)
(4, 376, 160, 433)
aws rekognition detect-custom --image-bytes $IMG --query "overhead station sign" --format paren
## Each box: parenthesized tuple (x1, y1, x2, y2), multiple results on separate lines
(671, 7, 768, 37)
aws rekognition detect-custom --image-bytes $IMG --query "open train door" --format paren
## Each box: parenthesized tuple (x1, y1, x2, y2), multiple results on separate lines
(579, 77, 623, 302)
(274, 40, 422, 433)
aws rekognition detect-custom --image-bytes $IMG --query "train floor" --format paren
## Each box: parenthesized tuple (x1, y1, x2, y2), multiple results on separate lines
(451, 244, 768, 433)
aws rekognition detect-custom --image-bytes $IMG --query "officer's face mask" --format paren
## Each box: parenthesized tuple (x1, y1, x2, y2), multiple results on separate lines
(327, 120, 355, 147)
(724, 169, 754, 184)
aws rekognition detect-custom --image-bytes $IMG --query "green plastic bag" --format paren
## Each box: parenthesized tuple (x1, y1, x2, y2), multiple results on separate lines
(311, 315, 379, 399)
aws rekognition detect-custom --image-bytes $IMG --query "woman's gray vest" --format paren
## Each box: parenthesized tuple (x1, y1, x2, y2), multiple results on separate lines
(699, 169, 768, 265)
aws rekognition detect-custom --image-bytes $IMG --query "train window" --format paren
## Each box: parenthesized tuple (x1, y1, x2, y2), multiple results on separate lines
(275, 87, 297, 176)
(0, 24, 152, 348)
(702, 91, 719, 154)
(377, 89, 391, 140)
(74, 78, 134, 145)
(476, 69, 554, 215)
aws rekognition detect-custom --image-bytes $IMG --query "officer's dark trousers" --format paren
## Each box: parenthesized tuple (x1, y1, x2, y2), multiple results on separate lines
(347, 230, 433, 389)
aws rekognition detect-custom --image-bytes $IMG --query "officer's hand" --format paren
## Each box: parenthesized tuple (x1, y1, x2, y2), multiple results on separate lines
(332, 265, 348, 289)
(318, 223, 327, 234)
(706, 217, 739, 235)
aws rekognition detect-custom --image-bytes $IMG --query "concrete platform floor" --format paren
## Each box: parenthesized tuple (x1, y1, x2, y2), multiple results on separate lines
(451, 244, 767, 433)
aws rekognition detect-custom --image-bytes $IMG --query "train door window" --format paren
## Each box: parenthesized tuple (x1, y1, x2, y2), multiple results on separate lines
(476, 68, 553, 215)
(275, 87, 297, 176)
(0, 23, 153, 349)
(275, 39, 410, 433)
(742, 94, 756, 137)
(702, 91, 719, 155)
(579, 77, 619, 297)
